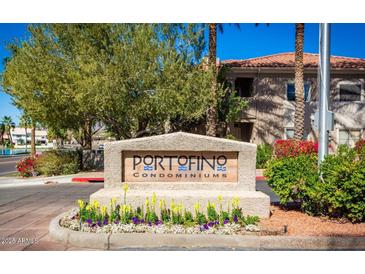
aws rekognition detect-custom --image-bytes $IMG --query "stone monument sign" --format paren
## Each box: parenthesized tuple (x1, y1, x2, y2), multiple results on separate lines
(90, 132, 270, 217)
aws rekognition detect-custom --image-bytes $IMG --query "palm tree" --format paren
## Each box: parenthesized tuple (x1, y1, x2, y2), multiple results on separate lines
(206, 23, 218, 137)
(206, 23, 241, 137)
(293, 23, 305, 140)
(19, 114, 32, 152)
(1, 116, 15, 147)
(0, 122, 5, 146)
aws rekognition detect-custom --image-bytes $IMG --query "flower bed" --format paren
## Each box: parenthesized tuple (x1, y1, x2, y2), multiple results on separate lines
(60, 186, 261, 235)
(16, 154, 39, 177)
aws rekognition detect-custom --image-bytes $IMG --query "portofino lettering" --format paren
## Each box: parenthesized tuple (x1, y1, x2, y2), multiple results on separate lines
(132, 154, 227, 171)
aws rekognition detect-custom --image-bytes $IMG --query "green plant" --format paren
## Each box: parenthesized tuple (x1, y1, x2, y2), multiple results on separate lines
(34, 149, 80, 176)
(183, 210, 194, 226)
(243, 215, 260, 226)
(265, 145, 365, 223)
(206, 201, 219, 222)
(256, 144, 273, 169)
(264, 154, 318, 205)
(225, 134, 238, 141)
(303, 146, 365, 222)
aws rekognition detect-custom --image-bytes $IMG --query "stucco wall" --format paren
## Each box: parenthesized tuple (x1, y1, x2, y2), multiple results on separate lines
(226, 70, 365, 146)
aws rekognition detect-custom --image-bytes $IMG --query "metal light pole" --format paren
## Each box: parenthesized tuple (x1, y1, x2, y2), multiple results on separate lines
(318, 23, 331, 164)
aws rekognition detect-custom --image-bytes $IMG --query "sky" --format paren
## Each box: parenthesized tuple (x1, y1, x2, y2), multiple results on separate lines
(1, 23, 365, 125)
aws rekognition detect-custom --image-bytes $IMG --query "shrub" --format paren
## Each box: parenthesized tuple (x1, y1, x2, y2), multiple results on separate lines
(355, 139, 365, 154)
(304, 145, 365, 222)
(264, 154, 318, 205)
(256, 144, 273, 169)
(16, 155, 39, 177)
(265, 145, 365, 222)
(273, 139, 318, 158)
(34, 150, 80, 176)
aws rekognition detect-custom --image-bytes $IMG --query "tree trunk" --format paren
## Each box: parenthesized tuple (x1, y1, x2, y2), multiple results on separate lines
(83, 120, 93, 150)
(31, 125, 36, 155)
(164, 117, 171, 134)
(25, 126, 28, 152)
(206, 23, 218, 137)
(294, 23, 305, 140)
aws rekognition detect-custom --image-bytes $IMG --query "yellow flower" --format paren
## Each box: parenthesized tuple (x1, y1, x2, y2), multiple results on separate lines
(110, 197, 117, 207)
(92, 200, 100, 210)
(194, 202, 200, 212)
(170, 199, 175, 210)
(145, 198, 150, 209)
(85, 204, 91, 211)
(152, 193, 157, 206)
(101, 205, 107, 216)
(77, 199, 84, 208)
(122, 183, 129, 193)
(217, 195, 223, 203)
(122, 204, 127, 213)
(232, 196, 240, 208)
(159, 199, 165, 210)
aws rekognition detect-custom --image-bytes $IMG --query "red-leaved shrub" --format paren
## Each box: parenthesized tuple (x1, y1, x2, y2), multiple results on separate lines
(16, 155, 39, 177)
(274, 139, 318, 158)
(355, 139, 365, 153)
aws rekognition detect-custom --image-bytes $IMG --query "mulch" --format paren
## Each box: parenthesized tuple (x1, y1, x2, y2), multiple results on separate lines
(259, 205, 365, 237)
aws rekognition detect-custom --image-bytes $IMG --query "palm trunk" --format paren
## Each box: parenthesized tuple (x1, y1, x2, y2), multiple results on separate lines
(294, 23, 305, 140)
(206, 23, 218, 137)
(31, 125, 36, 155)
(25, 126, 28, 152)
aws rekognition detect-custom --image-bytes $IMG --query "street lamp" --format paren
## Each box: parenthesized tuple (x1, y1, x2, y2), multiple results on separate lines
(318, 23, 332, 165)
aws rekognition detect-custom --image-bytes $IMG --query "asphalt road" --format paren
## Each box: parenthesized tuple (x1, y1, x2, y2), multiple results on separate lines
(0, 155, 25, 175)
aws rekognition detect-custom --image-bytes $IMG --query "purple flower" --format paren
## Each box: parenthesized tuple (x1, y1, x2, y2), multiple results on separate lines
(233, 216, 238, 223)
(114, 220, 119, 225)
(86, 218, 92, 225)
(154, 220, 162, 226)
(203, 224, 209, 230)
(103, 219, 109, 225)
(148, 221, 152, 226)
(132, 217, 140, 225)
(224, 219, 229, 225)
(140, 219, 145, 224)
(97, 220, 102, 226)
(208, 221, 214, 227)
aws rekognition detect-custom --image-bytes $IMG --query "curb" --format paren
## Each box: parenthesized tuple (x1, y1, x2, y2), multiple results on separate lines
(72, 177, 104, 183)
(49, 212, 365, 250)
(0, 174, 76, 188)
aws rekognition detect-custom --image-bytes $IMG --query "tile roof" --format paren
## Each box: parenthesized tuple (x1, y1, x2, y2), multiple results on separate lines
(222, 52, 365, 69)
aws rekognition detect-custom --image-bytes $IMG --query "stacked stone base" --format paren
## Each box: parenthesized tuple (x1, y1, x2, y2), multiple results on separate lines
(90, 189, 270, 218)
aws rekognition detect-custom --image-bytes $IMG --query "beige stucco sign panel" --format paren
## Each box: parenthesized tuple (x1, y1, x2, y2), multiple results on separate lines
(91, 132, 270, 218)
(123, 151, 238, 183)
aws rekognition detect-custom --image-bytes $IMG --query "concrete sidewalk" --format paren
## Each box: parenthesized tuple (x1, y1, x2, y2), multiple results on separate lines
(0, 172, 104, 188)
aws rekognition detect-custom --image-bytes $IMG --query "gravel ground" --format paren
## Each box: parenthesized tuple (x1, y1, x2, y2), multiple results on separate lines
(260, 206, 365, 237)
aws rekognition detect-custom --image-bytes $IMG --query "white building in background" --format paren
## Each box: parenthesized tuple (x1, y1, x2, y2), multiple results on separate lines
(10, 127, 51, 147)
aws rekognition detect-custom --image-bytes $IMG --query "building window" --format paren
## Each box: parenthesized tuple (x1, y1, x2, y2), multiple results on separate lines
(286, 83, 310, 101)
(339, 129, 362, 147)
(233, 122, 254, 142)
(284, 128, 295, 139)
(339, 84, 361, 101)
(235, 78, 254, 97)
